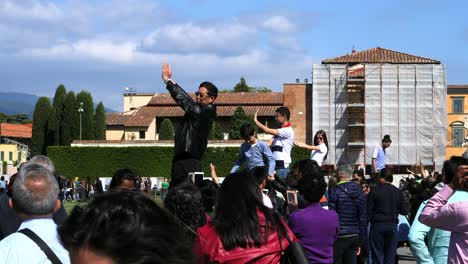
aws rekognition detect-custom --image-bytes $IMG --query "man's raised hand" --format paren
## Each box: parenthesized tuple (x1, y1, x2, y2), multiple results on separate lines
(162, 63, 172, 82)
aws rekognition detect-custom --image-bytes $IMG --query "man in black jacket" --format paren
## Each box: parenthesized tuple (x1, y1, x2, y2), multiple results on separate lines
(328, 164, 367, 264)
(162, 63, 218, 188)
(368, 172, 406, 264)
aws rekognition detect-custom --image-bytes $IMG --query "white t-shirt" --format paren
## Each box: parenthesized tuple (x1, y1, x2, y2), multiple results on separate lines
(272, 126, 294, 168)
(262, 193, 273, 209)
(310, 143, 328, 166)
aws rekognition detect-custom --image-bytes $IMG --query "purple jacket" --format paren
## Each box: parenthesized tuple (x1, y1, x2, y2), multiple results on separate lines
(418, 185, 468, 264)
(288, 202, 339, 264)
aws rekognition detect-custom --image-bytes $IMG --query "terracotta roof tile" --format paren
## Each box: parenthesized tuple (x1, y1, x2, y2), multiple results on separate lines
(148, 92, 283, 106)
(322, 47, 440, 64)
(124, 107, 158, 127)
(0, 123, 32, 138)
(448, 85, 468, 89)
(106, 113, 130, 125)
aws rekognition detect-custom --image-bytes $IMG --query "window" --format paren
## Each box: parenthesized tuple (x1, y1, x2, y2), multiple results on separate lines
(453, 126, 465, 147)
(452, 97, 464, 113)
(0, 151, 3, 161)
(9, 152, 13, 161)
(139, 130, 146, 139)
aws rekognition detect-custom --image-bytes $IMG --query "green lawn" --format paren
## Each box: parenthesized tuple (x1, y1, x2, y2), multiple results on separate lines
(62, 193, 164, 214)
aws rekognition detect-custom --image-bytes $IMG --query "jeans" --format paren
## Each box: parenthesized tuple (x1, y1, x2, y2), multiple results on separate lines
(334, 235, 360, 264)
(370, 223, 398, 264)
(276, 167, 290, 180)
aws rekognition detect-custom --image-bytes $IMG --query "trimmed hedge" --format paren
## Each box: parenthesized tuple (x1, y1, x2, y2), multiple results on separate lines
(47, 146, 311, 180)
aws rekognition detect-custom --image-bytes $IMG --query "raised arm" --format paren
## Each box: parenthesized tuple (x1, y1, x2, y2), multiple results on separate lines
(294, 141, 321, 151)
(162, 63, 203, 117)
(254, 110, 279, 136)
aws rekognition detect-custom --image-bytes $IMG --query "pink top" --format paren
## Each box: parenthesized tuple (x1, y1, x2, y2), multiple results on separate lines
(418, 185, 468, 264)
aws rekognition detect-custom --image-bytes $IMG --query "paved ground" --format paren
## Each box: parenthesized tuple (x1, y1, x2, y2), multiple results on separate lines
(397, 246, 416, 263)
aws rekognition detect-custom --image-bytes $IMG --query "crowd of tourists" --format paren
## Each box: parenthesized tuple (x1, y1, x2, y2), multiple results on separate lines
(0, 64, 466, 263)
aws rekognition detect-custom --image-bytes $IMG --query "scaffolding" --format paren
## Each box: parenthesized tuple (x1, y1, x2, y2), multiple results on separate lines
(311, 64, 447, 168)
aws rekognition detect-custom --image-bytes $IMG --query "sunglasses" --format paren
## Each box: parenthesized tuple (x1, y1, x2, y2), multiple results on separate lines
(195, 92, 211, 99)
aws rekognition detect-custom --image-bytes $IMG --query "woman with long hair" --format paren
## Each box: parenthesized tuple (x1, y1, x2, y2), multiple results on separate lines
(294, 130, 329, 166)
(194, 172, 296, 263)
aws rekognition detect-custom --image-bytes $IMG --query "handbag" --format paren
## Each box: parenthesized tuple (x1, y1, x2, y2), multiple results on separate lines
(274, 214, 310, 264)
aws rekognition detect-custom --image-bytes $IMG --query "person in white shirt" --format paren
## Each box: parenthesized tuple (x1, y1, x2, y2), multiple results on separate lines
(254, 107, 294, 180)
(295, 130, 329, 167)
(0, 163, 70, 264)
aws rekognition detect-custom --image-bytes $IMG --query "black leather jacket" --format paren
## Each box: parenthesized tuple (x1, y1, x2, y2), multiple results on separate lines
(166, 81, 216, 160)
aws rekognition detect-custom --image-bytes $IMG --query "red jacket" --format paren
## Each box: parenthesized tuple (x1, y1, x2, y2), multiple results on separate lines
(194, 212, 296, 264)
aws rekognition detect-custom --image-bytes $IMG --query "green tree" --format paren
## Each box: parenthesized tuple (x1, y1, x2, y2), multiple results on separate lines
(233, 76, 251, 92)
(0, 113, 6, 123)
(229, 106, 255, 140)
(158, 118, 174, 140)
(61, 91, 76, 145)
(31, 97, 51, 156)
(53, 84, 67, 144)
(251, 86, 272, 93)
(76, 91, 95, 140)
(209, 121, 224, 140)
(94, 102, 106, 140)
(47, 107, 59, 146)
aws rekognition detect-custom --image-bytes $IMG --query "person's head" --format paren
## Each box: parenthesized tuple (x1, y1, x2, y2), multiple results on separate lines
(361, 182, 370, 195)
(28, 154, 55, 174)
(274, 107, 290, 125)
(381, 168, 393, 184)
(443, 156, 468, 191)
(352, 170, 362, 182)
(381, 135, 392, 149)
(287, 159, 319, 188)
(214, 171, 278, 250)
(164, 183, 206, 240)
(199, 179, 219, 213)
(197, 81, 218, 105)
(240, 123, 257, 144)
(59, 191, 193, 264)
(249, 166, 268, 189)
(109, 169, 137, 191)
(7, 173, 17, 198)
(313, 130, 329, 157)
(297, 161, 327, 204)
(338, 164, 353, 181)
(12, 163, 60, 218)
(0, 176, 4, 181)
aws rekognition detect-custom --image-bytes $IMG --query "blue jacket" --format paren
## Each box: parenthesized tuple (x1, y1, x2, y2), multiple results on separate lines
(328, 181, 368, 247)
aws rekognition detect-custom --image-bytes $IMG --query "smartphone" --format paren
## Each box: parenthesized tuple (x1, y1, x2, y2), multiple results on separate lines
(286, 190, 298, 205)
(188, 172, 204, 187)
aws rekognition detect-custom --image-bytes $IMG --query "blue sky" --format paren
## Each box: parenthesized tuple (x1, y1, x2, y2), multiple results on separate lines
(1, 0, 467, 111)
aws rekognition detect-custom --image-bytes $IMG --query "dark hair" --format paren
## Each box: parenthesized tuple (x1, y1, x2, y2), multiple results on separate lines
(382, 134, 392, 143)
(249, 166, 267, 185)
(58, 191, 193, 263)
(275, 107, 290, 121)
(164, 183, 206, 240)
(109, 168, 137, 190)
(297, 160, 327, 203)
(443, 156, 468, 189)
(199, 179, 219, 213)
(313, 130, 329, 161)
(213, 172, 281, 250)
(382, 168, 393, 183)
(199, 81, 218, 99)
(287, 159, 319, 188)
(240, 123, 256, 141)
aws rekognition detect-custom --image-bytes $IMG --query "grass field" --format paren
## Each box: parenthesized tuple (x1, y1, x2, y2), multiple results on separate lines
(62, 192, 164, 214)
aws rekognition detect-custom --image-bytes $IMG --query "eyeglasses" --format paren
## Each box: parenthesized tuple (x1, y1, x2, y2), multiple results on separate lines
(195, 92, 210, 99)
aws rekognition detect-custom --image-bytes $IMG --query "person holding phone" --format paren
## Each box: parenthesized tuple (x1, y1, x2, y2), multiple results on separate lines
(161, 63, 218, 189)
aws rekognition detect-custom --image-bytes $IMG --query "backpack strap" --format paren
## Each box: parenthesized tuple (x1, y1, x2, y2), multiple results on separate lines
(18, 228, 63, 264)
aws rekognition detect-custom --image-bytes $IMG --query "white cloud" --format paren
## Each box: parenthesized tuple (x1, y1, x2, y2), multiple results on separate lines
(0, 0, 62, 21)
(262, 15, 295, 33)
(139, 22, 256, 56)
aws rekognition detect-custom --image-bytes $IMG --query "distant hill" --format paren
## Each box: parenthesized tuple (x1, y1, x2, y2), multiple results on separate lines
(0, 92, 115, 118)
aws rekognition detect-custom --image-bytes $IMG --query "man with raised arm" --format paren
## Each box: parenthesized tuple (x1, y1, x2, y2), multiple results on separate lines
(161, 63, 218, 188)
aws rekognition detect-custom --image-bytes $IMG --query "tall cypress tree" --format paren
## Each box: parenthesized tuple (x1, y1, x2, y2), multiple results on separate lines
(76, 91, 95, 140)
(209, 121, 224, 140)
(53, 84, 67, 145)
(94, 102, 106, 140)
(47, 107, 59, 146)
(158, 118, 174, 140)
(31, 97, 51, 156)
(61, 91, 76, 145)
(229, 106, 254, 140)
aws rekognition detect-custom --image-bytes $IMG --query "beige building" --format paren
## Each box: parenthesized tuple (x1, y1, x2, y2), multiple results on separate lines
(446, 85, 468, 158)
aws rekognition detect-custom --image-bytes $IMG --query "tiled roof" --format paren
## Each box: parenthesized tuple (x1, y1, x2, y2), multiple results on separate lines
(124, 107, 158, 127)
(148, 92, 283, 106)
(0, 123, 32, 138)
(322, 47, 440, 64)
(106, 113, 130, 126)
(448, 85, 468, 89)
